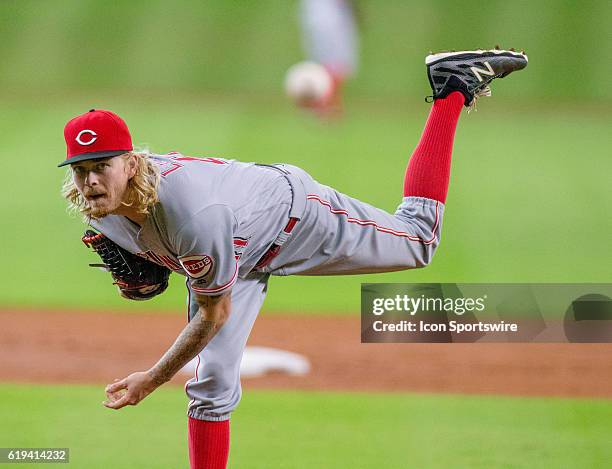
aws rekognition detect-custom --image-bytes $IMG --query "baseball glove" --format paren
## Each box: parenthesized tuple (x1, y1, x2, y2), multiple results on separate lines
(82, 230, 171, 301)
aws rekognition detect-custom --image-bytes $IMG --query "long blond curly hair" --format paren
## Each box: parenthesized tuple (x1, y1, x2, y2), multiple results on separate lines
(62, 151, 160, 220)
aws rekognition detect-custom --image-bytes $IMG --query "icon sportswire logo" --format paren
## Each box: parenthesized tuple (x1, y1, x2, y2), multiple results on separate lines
(470, 61, 495, 82)
(179, 255, 214, 278)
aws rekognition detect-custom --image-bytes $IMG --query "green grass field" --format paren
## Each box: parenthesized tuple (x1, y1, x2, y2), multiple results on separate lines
(1, 92, 610, 313)
(1, 383, 610, 468)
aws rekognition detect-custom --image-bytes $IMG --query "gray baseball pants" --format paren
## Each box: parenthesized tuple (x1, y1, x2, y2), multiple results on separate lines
(186, 165, 444, 421)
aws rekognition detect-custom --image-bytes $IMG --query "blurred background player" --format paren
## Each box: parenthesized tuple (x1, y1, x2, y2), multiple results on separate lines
(286, 0, 359, 115)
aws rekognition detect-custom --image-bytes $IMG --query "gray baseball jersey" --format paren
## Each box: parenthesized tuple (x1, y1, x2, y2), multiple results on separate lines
(91, 153, 444, 421)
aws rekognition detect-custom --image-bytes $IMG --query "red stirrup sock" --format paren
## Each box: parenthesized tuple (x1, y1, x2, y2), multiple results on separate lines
(403, 91, 464, 203)
(188, 417, 230, 469)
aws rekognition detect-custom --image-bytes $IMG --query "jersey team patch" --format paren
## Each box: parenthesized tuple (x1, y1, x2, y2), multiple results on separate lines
(179, 255, 214, 278)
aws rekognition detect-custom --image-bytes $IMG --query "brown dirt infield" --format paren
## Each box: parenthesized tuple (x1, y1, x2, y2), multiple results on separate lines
(1, 308, 610, 398)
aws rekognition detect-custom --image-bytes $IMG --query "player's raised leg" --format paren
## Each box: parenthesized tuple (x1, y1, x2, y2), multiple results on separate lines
(404, 48, 528, 204)
(402, 89, 464, 204)
(267, 49, 528, 276)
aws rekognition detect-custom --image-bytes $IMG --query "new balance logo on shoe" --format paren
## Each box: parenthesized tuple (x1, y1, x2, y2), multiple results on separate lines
(470, 61, 495, 82)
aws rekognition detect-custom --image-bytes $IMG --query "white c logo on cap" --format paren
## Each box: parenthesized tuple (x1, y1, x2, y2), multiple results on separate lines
(76, 129, 97, 146)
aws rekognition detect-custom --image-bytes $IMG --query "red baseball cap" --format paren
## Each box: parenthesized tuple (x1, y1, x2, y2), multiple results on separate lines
(58, 109, 133, 167)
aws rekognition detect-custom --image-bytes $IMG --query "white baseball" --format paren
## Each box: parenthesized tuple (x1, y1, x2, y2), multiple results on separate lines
(284, 61, 333, 106)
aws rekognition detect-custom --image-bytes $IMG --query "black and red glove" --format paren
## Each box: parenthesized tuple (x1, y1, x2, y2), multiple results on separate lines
(82, 230, 170, 301)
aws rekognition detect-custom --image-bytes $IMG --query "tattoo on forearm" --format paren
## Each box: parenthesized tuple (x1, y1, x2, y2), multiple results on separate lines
(197, 294, 225, 308)
(148, 311, 219, 386)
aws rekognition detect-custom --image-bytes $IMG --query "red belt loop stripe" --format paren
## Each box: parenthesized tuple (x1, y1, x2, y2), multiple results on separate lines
(254, 217, 299, 270)
(284, 217, 298, 233)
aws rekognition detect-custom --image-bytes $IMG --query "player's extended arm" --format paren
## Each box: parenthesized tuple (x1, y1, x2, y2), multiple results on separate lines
(103, 290, 232, 410)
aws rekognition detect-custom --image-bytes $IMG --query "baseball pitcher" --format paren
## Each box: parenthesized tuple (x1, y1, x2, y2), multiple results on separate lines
(60, 49, 527, 469)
